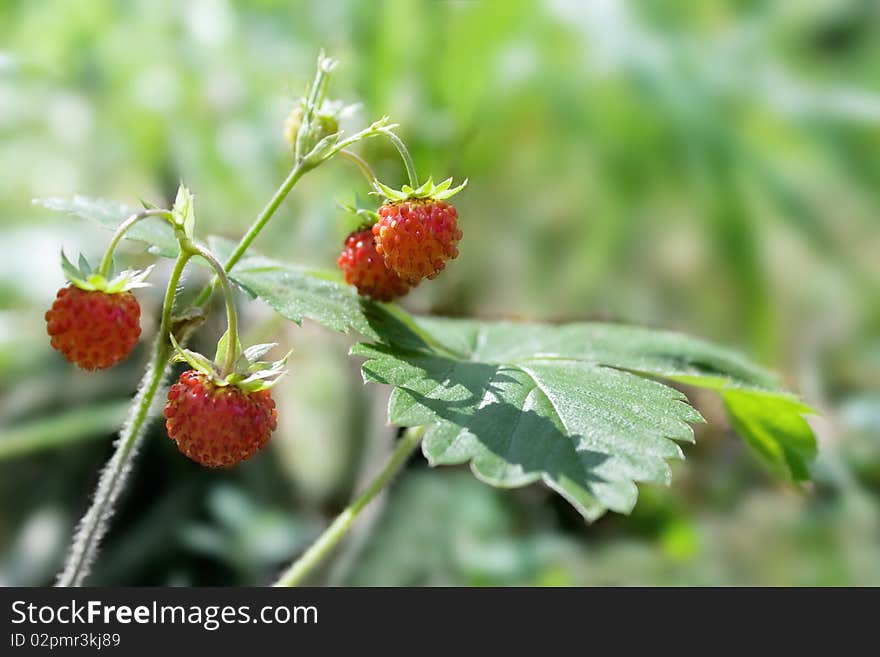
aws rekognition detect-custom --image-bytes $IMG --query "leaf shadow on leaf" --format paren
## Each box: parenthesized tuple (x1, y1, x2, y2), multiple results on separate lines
(358, 307, 616, 512)
(408, 386, 612, 491)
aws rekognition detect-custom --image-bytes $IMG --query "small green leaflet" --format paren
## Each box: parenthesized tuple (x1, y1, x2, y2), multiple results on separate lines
(352, 314, 817, 521)
(34, 196, 179, 257)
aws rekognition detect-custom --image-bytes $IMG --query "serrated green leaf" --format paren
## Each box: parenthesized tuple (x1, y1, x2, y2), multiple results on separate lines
(352, 316, 817, 521)
(35, 196, 179, 257)
(195, 240, 815, 512)
(722, 388, 816, 482)
(208, 237, 380, 337)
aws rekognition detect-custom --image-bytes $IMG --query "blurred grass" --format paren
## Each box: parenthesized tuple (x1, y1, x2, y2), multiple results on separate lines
(0, 0, 878, 585)
(0, 400, 127, 461)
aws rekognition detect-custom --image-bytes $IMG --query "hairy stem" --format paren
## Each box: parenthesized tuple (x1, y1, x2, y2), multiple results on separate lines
(273, 426, 425, 587)
(56, 250, 191, 586)
(98, 209, 172, 277)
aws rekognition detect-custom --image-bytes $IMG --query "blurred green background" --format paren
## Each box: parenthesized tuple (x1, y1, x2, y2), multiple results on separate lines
(1, 0, 879, 586)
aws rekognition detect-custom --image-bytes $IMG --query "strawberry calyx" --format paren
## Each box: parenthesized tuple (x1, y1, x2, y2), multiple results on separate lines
(169, 331, 290, 393)
(60, 250, 153, 295)
(371, 177, 467, 203)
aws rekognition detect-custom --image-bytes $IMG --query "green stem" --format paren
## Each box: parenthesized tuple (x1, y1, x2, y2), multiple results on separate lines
(381, 129, 419, 188)
(338, 149, 377, 184)
(185, 241, 239, 376)
(56, 250, 191, 587)
(273, 426, 425, 587)
(98, 209, 173, 277)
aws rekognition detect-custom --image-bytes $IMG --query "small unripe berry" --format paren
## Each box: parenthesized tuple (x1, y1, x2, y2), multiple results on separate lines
(284, 107, 339, 150)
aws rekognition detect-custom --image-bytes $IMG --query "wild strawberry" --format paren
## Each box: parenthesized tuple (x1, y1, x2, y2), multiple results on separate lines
(337, 228, 410, 301)
(164, 370, 278, 468)
(46, 287, 141, 370)
(371, 178, 466, 285)
(45, 253, 153, 371)
(164, 334, 289, 468)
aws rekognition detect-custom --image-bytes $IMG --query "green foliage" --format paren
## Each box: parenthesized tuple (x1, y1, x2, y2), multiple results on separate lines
(203, 243, 815, 520)
(353, 315, 815, 520)
(223, 252, 379, 336)
(721, 389, 817, 482)
(38, 194, 816, 521)
(34, 197, 179, 258)
(10, 1, 874, 587)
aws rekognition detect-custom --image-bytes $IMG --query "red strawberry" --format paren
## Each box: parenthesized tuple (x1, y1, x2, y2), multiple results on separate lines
(372, 200, 461, 285)
(337, 228, 410, 301)
(370, 177, 466, 285)
(45, 286, 141, 370)
(164, 370, 278, 468)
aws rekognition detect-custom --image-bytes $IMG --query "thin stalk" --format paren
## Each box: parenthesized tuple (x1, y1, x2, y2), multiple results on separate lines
(338, 149, 377, 184)
(273, 426, 425, 587)
(56, 250, 191, 586)
(185, 241, 239, 376)
(98, 209, 173, 277)
(381, 129, 419, 188)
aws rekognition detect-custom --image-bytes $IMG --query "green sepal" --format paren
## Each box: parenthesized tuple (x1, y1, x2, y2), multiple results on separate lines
(300, 132, 342, 168)
(238, 342, 277, 366)
(371, 176, 467, 202)
(77, 254, 92, 276)
(60, 250, 154, 294)
(169, 335, 218, 378)
(171, 183, 195, 239)
(226, 349, 292, 391)
(170, 334, 290, 393)
(214, 329, 242, 370)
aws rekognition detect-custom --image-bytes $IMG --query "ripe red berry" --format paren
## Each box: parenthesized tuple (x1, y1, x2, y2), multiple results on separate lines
(45, 286, 141, 370)
(337, 229, 411, 301)
(372, 199, 462, 285)
(164, 370, 278, 468)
